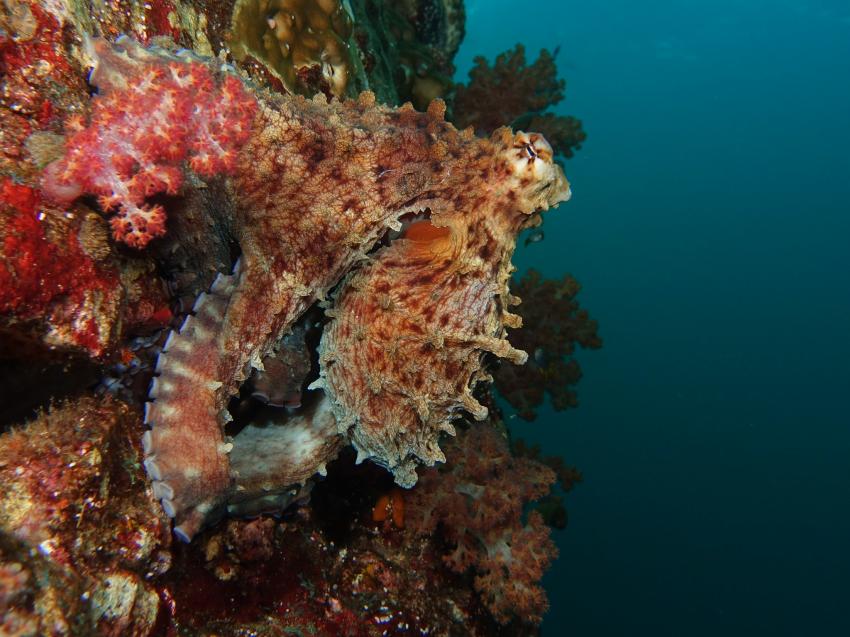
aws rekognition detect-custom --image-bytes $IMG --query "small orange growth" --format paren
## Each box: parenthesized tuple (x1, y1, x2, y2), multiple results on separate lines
(119, 347, 135, 365)
(402, 220, 451, 243)
(372, 487, 405, 529)
(149, 305, 173, 324)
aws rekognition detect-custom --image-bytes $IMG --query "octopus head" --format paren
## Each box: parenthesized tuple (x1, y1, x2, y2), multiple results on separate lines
(496, 129, 572, 215)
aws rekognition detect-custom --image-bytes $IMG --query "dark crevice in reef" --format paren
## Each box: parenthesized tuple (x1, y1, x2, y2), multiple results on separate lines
(0, 352, 101, 430)
(310, 448, 395, 544)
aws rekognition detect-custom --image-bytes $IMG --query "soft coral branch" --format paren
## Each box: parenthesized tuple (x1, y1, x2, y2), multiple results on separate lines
(41, 38, 257, 248)
(452, 44, 586, 159)
(406, 422, 558, 625)
(495, 269, 602, 420)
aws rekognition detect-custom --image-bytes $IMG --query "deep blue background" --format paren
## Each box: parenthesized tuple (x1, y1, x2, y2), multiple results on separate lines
(456, 2, 850, 634)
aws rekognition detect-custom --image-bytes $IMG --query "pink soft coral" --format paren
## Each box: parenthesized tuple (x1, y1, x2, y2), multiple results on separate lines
(406, 421, 558, 625)
(41, 37, 257, 248)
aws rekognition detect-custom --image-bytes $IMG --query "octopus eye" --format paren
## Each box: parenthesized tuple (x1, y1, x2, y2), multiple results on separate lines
(525, 143, 538, 160)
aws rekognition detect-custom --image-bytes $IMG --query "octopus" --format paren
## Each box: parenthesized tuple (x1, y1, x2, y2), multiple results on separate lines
(44, 37, 570, 541)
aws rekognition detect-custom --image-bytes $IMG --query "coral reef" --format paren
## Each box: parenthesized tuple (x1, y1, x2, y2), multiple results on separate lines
(406, 421, 559, 625)
(0, 396, 171, 636)
(0, 1, 86, 179)
(0, 1, 596, 633)
(495, 268, 602, 420)
(452, 44, 586, 159)
(162, 445, 544, 636)
(51, 0, 464, 106)
(1, 400, 552, 635)
(0, 558, 39, 636)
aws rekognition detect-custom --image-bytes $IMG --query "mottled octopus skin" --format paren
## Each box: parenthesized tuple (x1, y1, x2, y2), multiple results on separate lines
(314, 129, 570, 486)
(227, 395, 342, 518)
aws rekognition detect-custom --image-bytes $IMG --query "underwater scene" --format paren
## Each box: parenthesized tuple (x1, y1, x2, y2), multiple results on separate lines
(0, 0, 848, 635)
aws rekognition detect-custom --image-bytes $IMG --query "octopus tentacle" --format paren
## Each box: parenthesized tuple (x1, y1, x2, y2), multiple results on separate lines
(227, 394, 343, 518)
(144, 262, 241, 542)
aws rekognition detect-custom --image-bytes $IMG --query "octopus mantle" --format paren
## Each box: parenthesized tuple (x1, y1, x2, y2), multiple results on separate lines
(47, 38, 571, 541)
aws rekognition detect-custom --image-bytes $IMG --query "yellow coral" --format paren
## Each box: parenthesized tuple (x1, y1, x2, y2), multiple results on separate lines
(230, 0, 353, 97)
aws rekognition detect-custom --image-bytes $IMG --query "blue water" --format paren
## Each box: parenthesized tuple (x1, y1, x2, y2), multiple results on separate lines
(457, 2, 850, 634)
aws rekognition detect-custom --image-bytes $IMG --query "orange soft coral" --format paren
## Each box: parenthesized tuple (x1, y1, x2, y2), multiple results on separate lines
(406, 422, 558, 625)
(452, 44, 586, 159)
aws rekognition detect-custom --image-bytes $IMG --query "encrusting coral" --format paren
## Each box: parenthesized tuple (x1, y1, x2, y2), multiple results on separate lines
(39, 35, 570, 541)
(230, 0, 355, 99)
(0, 396, 171, 636)
(0, 176, 171, 358)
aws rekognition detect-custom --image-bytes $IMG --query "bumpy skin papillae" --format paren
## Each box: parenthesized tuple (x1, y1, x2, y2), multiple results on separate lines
(315, 130, 570, 486)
